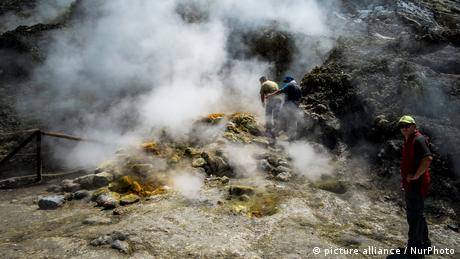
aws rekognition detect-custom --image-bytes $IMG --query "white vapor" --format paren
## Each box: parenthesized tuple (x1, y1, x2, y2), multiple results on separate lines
(172, 170, 205, 200)
(223, 143, 265, 178)
(282, 141, 334, 180)
(18, 0, 335, 167)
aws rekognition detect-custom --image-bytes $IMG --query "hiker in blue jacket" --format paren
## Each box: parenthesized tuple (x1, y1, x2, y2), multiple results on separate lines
(266, 76, 302, 139)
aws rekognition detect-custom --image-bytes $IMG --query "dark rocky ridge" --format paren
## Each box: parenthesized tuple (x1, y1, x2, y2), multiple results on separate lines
(297, 1, 460, 203)
(0, 0, 82, 159)
(0, 0, 37, 16)
(227, 26, 296, 79)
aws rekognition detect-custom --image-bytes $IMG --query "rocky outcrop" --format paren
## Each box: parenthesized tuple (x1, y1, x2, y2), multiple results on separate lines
(396, 0, 460, 47)
(0, 1, 36, 16)
(227, 26, 295, 77)
(298, 1, 460, 201)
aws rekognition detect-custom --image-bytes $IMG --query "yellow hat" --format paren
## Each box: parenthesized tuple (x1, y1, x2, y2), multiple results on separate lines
(398, 115, 416, 125)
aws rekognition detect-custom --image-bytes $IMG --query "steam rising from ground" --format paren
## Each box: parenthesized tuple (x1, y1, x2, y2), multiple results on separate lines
(282, 141, 334, 180)
(223, 144, 265, 179)
(16, 0, 335, 166)
(172, 170, 205, 200)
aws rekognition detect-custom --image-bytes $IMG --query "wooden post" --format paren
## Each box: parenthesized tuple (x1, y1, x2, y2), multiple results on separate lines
(0, 130, 40, 170)
(36, 131, 42, 182)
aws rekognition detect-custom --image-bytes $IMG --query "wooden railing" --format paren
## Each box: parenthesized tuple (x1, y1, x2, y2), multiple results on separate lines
(0, 129, 99, 182)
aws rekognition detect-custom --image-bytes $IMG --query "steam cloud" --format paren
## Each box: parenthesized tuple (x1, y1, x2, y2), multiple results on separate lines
(172, 170, 205, 200)
(15, 0, 335, 166)
(282, 141, 334, 180)
(223, 143, 265, 178)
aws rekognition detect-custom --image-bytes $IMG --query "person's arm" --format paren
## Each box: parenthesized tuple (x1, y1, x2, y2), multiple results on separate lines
(407, 135, 433, 181)
(407, 156, 432, 181)
(265, 89, 282, 99)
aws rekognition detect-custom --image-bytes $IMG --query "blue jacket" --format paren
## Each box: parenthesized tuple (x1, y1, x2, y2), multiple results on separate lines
(280, 80, 302, 103)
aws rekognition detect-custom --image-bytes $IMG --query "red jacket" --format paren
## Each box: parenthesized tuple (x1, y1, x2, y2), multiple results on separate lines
(400, 131, 431, 197)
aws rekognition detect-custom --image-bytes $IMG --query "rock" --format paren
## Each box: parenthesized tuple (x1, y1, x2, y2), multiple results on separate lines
(273, 166, 292, 175)
(63, 192, 74, 201)
(228, 185, 255, 196)
(38, 195, 65, 210)
(91, 187, 110, 201)
(60, 179, 81, 192)
(83, 216, 111, 225)
(192, 157, 206, 167)
(314, 178, 348, 194)
(131, 164, 154, 177)
(111, 231, 129, 241)
(202, 152, 234, 177)
(252, 137, 270, 146)
(220, 176, 230, 184)
(111, 240, 130, 253)
(223, 131, 252, 143)
(313, 103, 328, 114)
(90, 235, 112, 246)
(278, 160, 289, 167)
(74, 190, 90, 200)
(113, 206, 136, 215)
(46, 184, 61, 193)
(239, 194, 251, 202)
(267, 155, 281, 167)
(74, 174, 96, 190)
(184, 147, 200, 157)
(275, 172, 292, 182)
(93, 167, 103, 174)
(90, 231, 129, 247)
(231, 27, 295, 81)
(204, 176, 230, 186)
(119, 194, 140, 205)
(230, 112, 261, 135)
(447, 224, 459, 232)
(339, 234, 363, 247)
(93, 172, 113, 187)
(95, 192, 120, 209)
(258, 159, 273, 172)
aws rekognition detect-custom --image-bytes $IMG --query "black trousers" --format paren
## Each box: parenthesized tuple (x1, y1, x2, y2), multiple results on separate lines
(405, 188, 430, 248)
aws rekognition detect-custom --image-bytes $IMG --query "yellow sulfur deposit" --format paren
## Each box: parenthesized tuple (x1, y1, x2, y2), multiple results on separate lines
(228, 190, 279, 218)
(204, 113, 225, 124)
(227, 112, 262, 137)
(141, 142, 158, 153)
(207, 113, 225, 120)
(150, 186, 168, 195)
(110, 175, 165, 197)
(247, 194, 279, 218)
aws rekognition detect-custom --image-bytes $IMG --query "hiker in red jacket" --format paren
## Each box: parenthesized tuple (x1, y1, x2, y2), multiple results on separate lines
(398, 115, 432, 254)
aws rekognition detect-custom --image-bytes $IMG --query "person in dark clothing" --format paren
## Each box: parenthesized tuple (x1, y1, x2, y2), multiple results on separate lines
(398, 115, 432, 256)
(265, 76, 302, 139)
